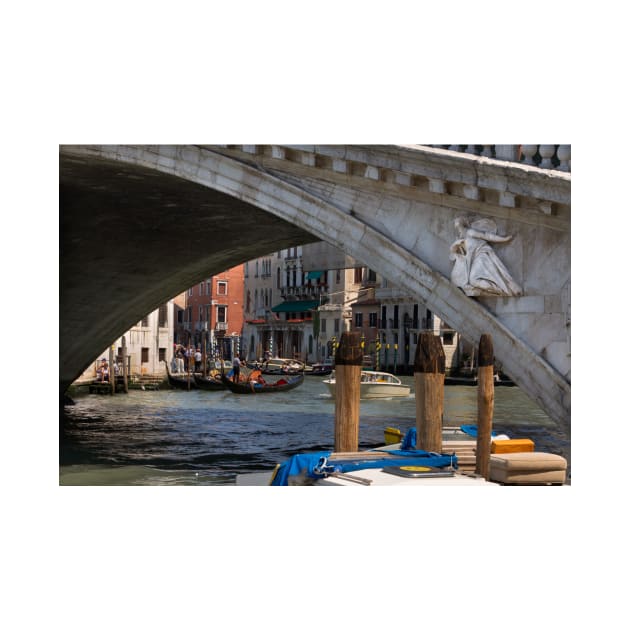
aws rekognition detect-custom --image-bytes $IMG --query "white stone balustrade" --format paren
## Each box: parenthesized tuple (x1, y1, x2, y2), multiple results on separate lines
(429, 144, 570, 172)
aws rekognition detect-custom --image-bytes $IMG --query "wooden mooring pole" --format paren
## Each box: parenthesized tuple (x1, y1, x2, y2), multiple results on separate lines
(334, 331, 363, 453)
(108, 345, 115, 395)
(475, 334, 495, 480)
(202, 330, 207, 377)
(414, 333, 445, 453)
(187, 334, 192, 391)
(122, 335, 129, 393)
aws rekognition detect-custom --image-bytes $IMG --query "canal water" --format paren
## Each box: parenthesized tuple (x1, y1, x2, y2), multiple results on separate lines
(60, 376, 570, 485)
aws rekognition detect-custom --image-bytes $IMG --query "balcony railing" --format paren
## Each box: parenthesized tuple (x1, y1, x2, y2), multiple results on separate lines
(425, 144, 570, 172)
(281, 284, 328, 299)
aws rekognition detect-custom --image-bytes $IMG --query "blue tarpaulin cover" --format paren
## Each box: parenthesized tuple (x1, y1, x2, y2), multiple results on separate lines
(401, 427, 417, 449)
(460, 424, 498, 438)
(270, 449, 457, 486)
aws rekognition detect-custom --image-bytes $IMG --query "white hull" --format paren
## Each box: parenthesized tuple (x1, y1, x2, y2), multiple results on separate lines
(236, 468, 495, 486)
(324, 381, 410, 399)
(323, 370, 411, 399)
(314, 469, 496, 486)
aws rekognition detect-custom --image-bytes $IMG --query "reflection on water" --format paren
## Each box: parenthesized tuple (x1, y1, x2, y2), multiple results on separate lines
(60, 376, 570, 485)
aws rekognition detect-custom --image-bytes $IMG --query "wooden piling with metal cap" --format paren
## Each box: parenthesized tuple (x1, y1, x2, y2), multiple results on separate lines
(334, 331, 363, 453)
(414, 332, 445, 453)
(475, 334, 495, 480)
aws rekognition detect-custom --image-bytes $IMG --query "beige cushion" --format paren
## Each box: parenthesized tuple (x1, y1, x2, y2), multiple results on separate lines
(490, 452, 567, 485)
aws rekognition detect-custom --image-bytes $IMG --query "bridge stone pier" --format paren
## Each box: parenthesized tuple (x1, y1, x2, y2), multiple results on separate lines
(60, 145, 570, 434)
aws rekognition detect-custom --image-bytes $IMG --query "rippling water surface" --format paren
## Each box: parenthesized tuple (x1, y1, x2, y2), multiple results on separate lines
(60, 376, 570, 485)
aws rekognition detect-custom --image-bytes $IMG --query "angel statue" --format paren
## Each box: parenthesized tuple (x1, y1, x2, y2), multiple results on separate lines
(449, 216, 523, 297)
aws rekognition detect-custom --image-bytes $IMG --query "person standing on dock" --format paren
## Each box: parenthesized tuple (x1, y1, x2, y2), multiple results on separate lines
(176, 348, 185, 374)
(194, 348, 202, 372)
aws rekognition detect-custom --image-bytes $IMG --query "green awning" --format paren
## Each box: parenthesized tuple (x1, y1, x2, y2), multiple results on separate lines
(305, 270, 323, 280)
(271, 300, 320, 313)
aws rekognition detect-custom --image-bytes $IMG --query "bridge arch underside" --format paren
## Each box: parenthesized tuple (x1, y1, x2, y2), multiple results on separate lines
(60, 146, 570, 435)
(59, 156, 318, 393)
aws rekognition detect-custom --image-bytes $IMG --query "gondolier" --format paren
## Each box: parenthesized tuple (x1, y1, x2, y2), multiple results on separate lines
(232, 356, 241, 383)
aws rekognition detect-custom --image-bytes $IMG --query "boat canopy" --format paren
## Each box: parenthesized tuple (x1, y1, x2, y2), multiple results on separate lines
(270, 448, 457, 486)
(271, 300, 320, 313)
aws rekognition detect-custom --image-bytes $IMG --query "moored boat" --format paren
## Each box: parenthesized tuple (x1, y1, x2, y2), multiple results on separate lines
(306, 358, 334, 376)
(236, 442, 496, 486)
(220, 372, 304, 394)
(257, 357, 306, 375)
(193, 371, 226, 391)
(164, 360, 197, 390)
(323, 370, 411, 399)
(445, 375, 478, 386)
(444, 374, 516, 386)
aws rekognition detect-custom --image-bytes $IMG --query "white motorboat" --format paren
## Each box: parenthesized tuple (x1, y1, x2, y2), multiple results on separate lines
(235, 426, 566, 486)
(236, 442, 497, 486)
(323, 370, 411, 399)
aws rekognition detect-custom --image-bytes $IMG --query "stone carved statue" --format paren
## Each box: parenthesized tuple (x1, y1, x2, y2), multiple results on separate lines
(449, 216, 522, 296)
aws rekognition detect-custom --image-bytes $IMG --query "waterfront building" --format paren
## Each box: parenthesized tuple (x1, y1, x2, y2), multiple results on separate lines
(76, 300, 177, 383)
(173, 264, 245, 359)
(351, 275, 465, 375)
(243, 244, 469, 372)
(312, 266, 365, 362)
(242, 247, 363, 363)
(241, 251, 277, 359)
(243, 246, 320, 362)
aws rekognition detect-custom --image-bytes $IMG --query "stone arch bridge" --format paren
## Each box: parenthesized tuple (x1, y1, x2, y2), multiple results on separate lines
(60, 145, 570, 433)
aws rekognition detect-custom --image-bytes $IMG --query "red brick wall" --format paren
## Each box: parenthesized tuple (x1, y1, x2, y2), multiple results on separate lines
(186, 264, 245, 335)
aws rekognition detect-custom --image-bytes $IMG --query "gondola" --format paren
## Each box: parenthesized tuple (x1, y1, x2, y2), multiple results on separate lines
(193, 371, 226, 391)
(220, 372, 304, 394)
(444, 374, 516, 386)
(256, 357, 306, 375)
(164, 360, 197, 390)
(306, 364, 333, 376)
(445, 376, 478, 386)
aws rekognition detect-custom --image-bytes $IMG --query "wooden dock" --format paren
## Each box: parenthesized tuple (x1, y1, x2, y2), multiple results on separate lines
(87, 375, 165, 394)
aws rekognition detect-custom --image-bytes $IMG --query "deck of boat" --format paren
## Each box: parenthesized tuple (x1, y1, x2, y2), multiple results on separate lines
(235, 466, 494, 486)
(315, 469, 496, 486)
